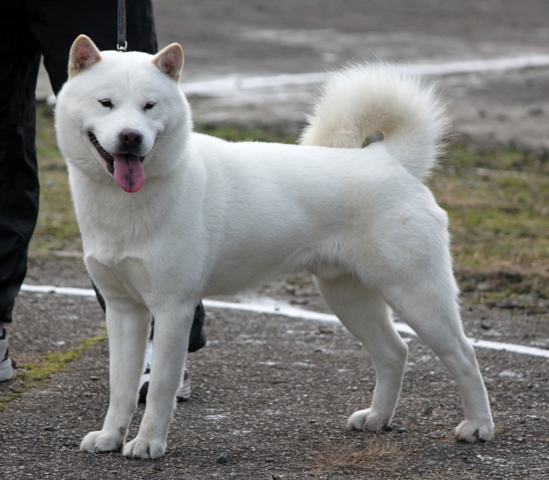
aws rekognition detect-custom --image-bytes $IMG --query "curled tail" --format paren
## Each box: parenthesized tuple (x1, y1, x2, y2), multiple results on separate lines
(299, 63, 449, 179)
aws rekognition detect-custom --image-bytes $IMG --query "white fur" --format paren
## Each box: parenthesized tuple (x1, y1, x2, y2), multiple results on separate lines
(55, 37, 493, 459)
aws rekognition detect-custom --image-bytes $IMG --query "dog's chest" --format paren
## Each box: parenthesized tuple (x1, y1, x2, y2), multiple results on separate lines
(86, 255, 153, 306)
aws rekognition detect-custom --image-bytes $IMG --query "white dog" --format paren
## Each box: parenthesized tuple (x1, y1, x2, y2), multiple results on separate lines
(55, 35, 494, 459)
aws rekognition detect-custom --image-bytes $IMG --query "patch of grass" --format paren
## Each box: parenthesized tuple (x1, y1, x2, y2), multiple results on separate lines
(0, 333, 106, 411)
(428, 145, 549, 311)
(304, 438, 399, 474)
(442, 140, 549, 175)
(32, 104, 81, 254)
(196, 122, 298, 144)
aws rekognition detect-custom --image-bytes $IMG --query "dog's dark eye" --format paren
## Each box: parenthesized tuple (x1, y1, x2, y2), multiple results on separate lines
(99, 99, 113, 109)
(144, 102, 156, 111)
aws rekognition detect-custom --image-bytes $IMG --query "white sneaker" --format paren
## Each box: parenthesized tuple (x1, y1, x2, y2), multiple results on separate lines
(177, 369, 191, 402)
(0, 328, 14, 382)
(138, 339, 191, 403)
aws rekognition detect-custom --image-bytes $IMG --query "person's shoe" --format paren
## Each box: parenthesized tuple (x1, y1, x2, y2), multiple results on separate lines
(176, 369, 191, 402)
(138, 340, 191, 403)
(138, 339, 154, 403)
(0, 328, 14, 382)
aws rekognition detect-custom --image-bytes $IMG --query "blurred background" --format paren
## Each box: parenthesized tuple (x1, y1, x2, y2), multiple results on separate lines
(37, 0, 549, 149)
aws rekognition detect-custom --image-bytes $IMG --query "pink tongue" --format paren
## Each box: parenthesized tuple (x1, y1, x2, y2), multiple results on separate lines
(113, 154, 146, 193)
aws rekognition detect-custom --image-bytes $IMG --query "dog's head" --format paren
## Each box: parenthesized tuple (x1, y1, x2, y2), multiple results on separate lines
(55, 35, 190, 193)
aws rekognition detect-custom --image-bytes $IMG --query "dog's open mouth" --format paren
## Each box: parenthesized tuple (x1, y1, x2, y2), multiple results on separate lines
(88, 132, 146, 193)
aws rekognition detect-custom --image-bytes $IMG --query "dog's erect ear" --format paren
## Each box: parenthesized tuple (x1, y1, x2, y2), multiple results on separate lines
(68, 35, 102, 77)
(152, 43, 184, 81)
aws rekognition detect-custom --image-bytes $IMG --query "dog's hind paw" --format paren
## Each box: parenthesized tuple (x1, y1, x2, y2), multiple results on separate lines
(347, 408, 391, 432)
(123, 436, 166, 459)
(81, 430, 124, 454)
(454, 419, 494, 442)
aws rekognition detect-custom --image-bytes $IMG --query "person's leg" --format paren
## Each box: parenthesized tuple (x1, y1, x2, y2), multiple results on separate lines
(0, 1, 42, 381)
(28, 0, 158, 96)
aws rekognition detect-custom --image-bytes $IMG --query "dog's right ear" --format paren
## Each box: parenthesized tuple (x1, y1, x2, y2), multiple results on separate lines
(68, 35, 102, 77)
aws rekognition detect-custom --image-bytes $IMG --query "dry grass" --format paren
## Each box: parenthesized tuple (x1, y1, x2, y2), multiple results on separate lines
(303, 437, 400, 475)
(33, 103, 81, 254)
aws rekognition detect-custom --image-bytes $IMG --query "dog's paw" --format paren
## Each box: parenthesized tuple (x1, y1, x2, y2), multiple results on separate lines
(347, 408, 390, 432)
(454, 419, 494, 442)
(123, 436, 166, 459)
(81, 430, 124, 454)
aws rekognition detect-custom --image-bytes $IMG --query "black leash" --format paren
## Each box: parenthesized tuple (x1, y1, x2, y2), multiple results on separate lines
(117, 0, 127, 51)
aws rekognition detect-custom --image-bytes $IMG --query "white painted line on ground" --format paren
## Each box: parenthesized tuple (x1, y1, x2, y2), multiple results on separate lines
(21, 284, 95, 297)
(21, 283, 549, 358)
(181, 54, 549, 96)
(44, 53, 549, 104)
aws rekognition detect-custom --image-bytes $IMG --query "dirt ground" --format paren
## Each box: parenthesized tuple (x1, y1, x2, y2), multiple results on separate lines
(3, 1, 549, 479)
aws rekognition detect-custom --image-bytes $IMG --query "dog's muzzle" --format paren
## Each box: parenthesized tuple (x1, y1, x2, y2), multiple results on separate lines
(88, 131, 146, 193)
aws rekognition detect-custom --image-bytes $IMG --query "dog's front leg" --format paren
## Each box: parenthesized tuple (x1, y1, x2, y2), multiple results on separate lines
(123, 302, 194, 459)
(81, 302, 150, 454)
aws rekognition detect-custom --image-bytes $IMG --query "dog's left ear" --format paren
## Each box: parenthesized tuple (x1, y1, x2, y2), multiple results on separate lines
(68, 35, 102, 77)
(152, 43, 184, 81)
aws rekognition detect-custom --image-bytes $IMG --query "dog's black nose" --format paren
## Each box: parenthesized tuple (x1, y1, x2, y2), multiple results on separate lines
(119, 129, 143, 147)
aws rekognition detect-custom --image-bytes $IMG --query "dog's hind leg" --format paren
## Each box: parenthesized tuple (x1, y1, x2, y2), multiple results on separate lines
(315, 275, 408, 432)
(381, 275, 494, 442)
(81, 300, 150, 454)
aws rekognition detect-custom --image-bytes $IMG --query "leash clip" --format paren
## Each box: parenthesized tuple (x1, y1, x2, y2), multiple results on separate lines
(117, 0, 127, 52)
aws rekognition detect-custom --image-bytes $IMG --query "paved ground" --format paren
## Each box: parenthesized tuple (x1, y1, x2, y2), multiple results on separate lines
(2, 260, 549, 479)
(3, 1, 549, 479)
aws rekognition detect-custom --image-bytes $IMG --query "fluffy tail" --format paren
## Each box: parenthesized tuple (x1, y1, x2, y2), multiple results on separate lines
(299, 63, 449, 179)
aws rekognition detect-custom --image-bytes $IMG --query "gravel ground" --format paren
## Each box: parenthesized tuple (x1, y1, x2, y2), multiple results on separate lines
(1, 260, 548, 479)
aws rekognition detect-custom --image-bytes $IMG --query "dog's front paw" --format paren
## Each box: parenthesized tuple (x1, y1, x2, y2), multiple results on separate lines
(123, 436, 166, 459)
(81, 430, 124, 454)
(454, 419, 494, 442)
(347, 408, 391, 432)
